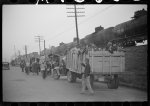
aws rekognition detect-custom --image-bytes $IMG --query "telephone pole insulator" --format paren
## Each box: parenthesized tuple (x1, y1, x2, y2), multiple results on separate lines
(66, 4, 85, 46)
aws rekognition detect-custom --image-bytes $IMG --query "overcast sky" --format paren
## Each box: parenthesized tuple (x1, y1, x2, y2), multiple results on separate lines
(2, 4, 147, 62)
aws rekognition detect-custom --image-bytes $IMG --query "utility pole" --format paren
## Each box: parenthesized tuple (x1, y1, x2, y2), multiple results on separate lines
(18, 50, 21, 62)
(74, 5, 79, 45)
(49, 45, 51, 54)
(25, 45, 27, 58)
(44, 40, 46, 60)
(67, 5, 85, 45)
(35, 36, 44, 56)
(14, 45, 17, 59)
(18, 50, 21, 56)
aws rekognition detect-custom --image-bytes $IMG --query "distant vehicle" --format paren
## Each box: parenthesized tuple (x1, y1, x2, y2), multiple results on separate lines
(50, 54, 67, 80)
(3, 62, 10, 70)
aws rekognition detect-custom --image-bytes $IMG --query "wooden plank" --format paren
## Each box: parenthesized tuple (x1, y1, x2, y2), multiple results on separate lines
(102, 53, 104, 73)
(92, 71, 123, 75)
(92, 49, 94, 72)
(110, 56, 111, 74)
(89, 51, 125, 57)
(66, 49, 125, 74)
(120, 55, 122, 72)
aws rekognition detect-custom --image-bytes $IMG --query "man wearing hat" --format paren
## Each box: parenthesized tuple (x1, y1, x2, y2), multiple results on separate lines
(81, 58, 94, 95)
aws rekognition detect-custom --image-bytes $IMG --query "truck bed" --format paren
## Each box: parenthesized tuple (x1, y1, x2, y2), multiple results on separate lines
(66, 49, 125, 74)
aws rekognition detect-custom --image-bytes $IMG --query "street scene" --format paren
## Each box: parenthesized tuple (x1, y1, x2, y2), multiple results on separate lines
(3, 66, 147, 102)
(2, 5, 147, 102)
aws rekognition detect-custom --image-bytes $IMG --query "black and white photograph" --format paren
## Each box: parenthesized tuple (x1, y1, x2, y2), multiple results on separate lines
(2, 4, 147, 102)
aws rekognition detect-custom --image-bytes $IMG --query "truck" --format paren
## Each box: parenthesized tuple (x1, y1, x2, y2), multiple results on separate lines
(52, 47, 125, 89)
(50, 54, 68, 79)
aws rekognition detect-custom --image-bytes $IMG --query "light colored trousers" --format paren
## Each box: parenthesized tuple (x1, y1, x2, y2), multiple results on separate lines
(81, 75, 94, 93)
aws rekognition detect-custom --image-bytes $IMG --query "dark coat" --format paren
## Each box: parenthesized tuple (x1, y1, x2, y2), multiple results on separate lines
(81, 63, 91, 78)
(20, 62, 25, 68)
(32, 62, 37, 72)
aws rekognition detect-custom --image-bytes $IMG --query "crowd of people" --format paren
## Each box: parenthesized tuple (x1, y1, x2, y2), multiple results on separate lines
(19, 55, 63, 78)
(106, 42, 125, 53)
(19, 42, 125, 95)
(20, 58, 40, 75)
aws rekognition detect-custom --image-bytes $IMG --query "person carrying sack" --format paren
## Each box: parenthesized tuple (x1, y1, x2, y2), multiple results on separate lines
(80, 58, 94, 95)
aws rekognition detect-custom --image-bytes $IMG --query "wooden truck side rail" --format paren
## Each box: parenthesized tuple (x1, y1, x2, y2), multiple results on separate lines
(88, 50, 125, 74)
(66, 49, 125, 74)
(65, 48, 125, 89)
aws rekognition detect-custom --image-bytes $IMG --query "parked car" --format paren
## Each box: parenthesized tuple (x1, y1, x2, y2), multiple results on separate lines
(3, 62, 10, 70)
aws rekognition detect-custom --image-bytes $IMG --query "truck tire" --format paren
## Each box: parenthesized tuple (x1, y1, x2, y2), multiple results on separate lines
(72, 72, 77, 82)
(107, 75, 119, 89)
(67, 71, 76, 83)
(114, 74, 119, 89)
(53, 69, 60, 80)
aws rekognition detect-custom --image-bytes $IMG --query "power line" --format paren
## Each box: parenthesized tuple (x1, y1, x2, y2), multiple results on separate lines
(48, 5, 115, 42)
(45, 5, 80, 42)
(67, 11, 85, 13)
(45, 21, 75, 42)
(48, 19, 70, 38)
(78, 5, 115, 25)
(67, 4, 85, 45)
(48, 5, 85, 42)
(48, 25, 75, 41)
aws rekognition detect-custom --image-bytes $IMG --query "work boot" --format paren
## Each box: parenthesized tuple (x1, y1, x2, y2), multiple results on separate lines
(80, 91, 86, 94)
(88, 92, 94, 96)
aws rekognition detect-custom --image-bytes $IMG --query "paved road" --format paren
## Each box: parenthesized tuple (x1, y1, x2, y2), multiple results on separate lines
(3, 67, 147, 102)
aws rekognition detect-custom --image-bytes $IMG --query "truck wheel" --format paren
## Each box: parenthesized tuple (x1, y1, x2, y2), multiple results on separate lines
(114, 74, 119, 89)
(67, 71, 76, 83)
(53, 69, 60, 80)
(107, 75, 119, 89)
(72, 72, 76, 82)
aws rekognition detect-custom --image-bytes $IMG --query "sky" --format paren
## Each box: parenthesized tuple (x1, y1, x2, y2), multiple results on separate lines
(2, 4, 147, 62)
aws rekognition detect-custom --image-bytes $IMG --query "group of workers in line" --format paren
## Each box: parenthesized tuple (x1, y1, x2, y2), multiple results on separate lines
(20, 58, 40, 75)
(19, 42, 124, 96)
(19, 56, 62, 77)
(19, 55, 94, 95)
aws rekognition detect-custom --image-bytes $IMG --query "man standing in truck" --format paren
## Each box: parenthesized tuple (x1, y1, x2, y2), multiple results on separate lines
(81, 58, 94, 95)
